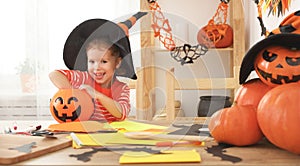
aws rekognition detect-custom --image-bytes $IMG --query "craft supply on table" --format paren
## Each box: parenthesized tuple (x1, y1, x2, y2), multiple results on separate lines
(124, 131, 213, 142)
(109, 120, 168, 132)
(47, 121, 116, 133)
(70, 132, 169, 148)
(67, 119, 212, 148)
(155, 141, 204, 147)
(49, 119, 210, 148)
(31, 130, 55, 138)
(47, 120, 168, 133)
(119, 149, 201, 164)
(170, 123, 211, 137)
(70, 131, 208, 148)
(3, 124, 46, 136)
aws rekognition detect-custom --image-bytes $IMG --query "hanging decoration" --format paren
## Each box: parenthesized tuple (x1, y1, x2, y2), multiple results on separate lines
(170, 44, 209, 65)
(147, 0, 209, 65)
(197, 1, 233, 48)
(255, 0, 293, 36)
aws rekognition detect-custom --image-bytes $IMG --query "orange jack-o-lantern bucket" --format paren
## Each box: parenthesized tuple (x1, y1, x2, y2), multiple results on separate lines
(50, 89, 94, 123)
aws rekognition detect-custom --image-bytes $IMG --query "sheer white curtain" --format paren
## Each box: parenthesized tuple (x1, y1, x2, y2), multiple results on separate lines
(0, 0, 140, 120)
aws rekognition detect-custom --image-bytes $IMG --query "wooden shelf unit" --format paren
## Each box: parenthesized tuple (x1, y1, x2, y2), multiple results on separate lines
(137, 0, 245, 121)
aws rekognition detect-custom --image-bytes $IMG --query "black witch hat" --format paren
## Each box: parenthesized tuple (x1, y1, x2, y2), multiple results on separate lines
(63, 12, 147, 80)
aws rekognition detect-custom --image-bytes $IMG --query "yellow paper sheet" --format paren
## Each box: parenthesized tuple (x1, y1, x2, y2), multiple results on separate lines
(70, 132, 205, 149)
(69, 120, 204, 148)
(109, 120, 168, 132)
(49, 120, 168, 134)
(119, 149, 201, 164)
(70, 132, 165, 147)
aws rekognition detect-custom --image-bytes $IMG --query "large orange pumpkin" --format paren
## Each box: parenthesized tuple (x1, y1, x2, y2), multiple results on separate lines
(234, 79, 272, 108)
(209, 105, 263, 146)
(254, 45, 300, 87)
(50, 89, 94, 123)
(257, 83, 300, 154)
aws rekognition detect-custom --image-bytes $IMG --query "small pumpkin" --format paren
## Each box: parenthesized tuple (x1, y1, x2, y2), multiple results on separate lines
(257, 83, 300, 154)
(234, 78, 272, 108)
(209, 105, 263, 146)
(254, 45, 300, 87)
(50, 89, 94, 123)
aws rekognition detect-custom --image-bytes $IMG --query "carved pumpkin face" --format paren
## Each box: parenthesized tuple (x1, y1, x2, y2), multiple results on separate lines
(50, 89, 94, 123)
(254, 45, 300, 87)
(239, 11, 300, 85)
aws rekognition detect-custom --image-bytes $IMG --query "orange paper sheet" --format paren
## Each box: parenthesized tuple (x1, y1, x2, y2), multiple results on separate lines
(48, 121, 114, 133)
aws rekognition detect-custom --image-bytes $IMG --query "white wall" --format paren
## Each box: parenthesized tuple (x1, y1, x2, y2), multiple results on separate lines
(247, 0, 300, 48)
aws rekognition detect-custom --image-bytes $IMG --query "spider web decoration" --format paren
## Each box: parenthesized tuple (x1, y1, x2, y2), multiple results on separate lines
(171, 44, 208, 65)
(147, 0, 208, 65)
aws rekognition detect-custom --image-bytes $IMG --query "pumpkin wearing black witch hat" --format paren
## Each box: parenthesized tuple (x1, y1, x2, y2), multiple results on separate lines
(240, 10, 300, 87)
(236, 10, 300, 155)
(209, 10, 300, 149)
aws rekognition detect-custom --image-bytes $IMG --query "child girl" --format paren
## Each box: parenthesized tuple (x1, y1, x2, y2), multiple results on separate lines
(49, 12, 146, 122)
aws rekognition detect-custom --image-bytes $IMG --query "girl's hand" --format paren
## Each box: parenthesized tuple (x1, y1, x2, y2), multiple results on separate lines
(79, 84, 97, 98)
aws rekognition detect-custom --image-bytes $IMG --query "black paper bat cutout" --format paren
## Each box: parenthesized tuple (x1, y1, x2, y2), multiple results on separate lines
(69, 147, 168, 162)
(170, 124, 211, 137)
(8, 142, 37, 153)
(170, 44, 208, 65)
(205, 143, 242, 163)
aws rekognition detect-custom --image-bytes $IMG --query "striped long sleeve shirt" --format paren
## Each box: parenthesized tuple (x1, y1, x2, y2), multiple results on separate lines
(58, 70, 130, 122)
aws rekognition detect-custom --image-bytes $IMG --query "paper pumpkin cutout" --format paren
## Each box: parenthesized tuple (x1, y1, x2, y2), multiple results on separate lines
(197, 23, 233, 48)
(197, 1, 233, 48)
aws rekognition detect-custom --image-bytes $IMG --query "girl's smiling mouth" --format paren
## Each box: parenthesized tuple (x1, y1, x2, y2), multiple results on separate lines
(94, 72, 105, 80)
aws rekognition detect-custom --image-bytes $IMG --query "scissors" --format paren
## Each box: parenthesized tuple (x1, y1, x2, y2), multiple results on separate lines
(31, 130, 55, 138)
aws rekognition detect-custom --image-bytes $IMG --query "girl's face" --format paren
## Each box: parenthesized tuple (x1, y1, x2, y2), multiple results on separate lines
(87, 47, 121, 88)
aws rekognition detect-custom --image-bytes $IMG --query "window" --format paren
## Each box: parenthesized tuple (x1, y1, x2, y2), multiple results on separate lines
(0, 0, 140, 120)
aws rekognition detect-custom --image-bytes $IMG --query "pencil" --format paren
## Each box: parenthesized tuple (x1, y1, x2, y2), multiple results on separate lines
(156, 141, 203, 147)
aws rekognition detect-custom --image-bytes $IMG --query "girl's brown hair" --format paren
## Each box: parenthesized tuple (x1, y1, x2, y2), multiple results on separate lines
(86, 38, 120, 58)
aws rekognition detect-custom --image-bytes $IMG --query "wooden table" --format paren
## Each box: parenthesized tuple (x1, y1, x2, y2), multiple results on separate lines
(1, 119, 300, 165)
